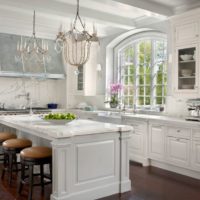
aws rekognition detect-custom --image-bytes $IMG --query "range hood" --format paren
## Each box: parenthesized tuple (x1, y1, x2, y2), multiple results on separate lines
(0, 33, 65, 79)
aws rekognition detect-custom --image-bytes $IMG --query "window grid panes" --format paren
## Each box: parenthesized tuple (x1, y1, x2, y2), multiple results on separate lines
(118, 38, 167, 109)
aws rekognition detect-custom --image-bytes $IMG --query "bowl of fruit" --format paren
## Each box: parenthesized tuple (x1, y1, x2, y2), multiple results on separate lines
(43, 113, 76, 124)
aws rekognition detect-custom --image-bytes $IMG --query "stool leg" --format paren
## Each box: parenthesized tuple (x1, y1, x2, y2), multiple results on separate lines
(18, 163, 25, 194)
(40, 164, 44, 193)
(28, 165, 33, 200)
(1, 153, 7, 179)
(8, 153, 13, 185)
(50, 163, 52, 182)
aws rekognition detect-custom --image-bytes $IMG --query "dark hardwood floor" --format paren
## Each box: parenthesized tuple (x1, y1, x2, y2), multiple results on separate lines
(0, 162, 200, 200)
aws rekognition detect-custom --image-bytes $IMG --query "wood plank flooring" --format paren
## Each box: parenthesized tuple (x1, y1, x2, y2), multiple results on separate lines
(0, 162, 200, 200)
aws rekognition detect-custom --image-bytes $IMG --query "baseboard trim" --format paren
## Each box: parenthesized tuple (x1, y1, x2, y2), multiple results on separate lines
(50, 181, 131, 200)
(151, 160, 200, 180)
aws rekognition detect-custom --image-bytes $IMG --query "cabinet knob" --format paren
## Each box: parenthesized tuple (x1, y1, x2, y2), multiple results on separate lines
(196, 34, 199, 37)
(177, 130, 180, 133)
(176, 138, 180, 141)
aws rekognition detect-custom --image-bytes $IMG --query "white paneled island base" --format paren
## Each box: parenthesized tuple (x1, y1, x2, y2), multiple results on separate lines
(0, 115, 132, 200)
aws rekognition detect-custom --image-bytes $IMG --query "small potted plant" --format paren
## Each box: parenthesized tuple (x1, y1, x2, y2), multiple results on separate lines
(109, 83, 123, 108)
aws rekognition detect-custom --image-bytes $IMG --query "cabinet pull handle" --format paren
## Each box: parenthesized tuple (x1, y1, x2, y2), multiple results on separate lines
(196, 34, 199, 37)
(177, 130, 180, 133)
(176, 138, 180, 141)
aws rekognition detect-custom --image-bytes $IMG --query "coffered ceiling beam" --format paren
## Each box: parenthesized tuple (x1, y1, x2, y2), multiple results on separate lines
(0, 0, 136, 30)
(113, 0, 174, 17)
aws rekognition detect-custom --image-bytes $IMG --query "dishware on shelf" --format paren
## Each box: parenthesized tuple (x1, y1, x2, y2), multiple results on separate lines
(180, 69, 193, 76)
(193, 50, 196, 60)
(182, 84, 194, 89)
(180, 54, 193, 61)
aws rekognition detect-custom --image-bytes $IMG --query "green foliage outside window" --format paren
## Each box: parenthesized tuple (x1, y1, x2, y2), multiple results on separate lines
(119, 38, 167, 108)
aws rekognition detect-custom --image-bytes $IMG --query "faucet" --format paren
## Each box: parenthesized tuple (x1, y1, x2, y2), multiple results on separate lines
(15, 92, 31, 110)
(16, 92, 30, 101)
(133, 104, 136, 114)
(0, 103, 5, 110)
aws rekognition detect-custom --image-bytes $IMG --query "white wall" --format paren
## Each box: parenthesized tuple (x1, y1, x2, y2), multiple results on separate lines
(0, 77, 66, 109)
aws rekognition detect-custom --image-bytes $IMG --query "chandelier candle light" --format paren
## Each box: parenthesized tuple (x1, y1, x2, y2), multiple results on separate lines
(55, 0, 99, 67)
(16, 10, 50, 64)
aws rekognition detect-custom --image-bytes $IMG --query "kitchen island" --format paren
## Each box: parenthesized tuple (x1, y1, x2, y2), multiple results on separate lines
(0, 115, 132, 200)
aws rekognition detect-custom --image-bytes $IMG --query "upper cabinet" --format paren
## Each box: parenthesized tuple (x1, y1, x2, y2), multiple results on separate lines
(174, 44, 198, 93)
(175, 21, 199, 45)
(170, 9, 200, 95)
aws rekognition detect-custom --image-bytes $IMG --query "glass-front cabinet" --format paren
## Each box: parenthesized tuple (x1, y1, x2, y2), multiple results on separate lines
(175, 44, 198, 93)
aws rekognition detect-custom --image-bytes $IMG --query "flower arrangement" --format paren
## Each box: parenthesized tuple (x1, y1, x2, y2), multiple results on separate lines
(109, 83, 123, 108)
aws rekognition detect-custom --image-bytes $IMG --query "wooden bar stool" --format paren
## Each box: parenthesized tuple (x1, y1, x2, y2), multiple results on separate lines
(0, 132, 17, 162)
(19, 146, 52, 200)
(2, 138, 32, 185)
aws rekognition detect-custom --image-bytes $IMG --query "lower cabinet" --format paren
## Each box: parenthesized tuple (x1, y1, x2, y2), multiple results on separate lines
(122, 118, 148, 165)
(166, 136, 190, 167)
(191, 140, 200, 171)
(149, 124, 165, 161)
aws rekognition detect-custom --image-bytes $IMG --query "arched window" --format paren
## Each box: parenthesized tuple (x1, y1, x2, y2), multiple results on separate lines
(114, 32, 167, 109)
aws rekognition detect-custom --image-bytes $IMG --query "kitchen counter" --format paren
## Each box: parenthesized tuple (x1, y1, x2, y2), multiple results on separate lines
(0, 115, 131, 140)
(0, 114, 132, 200)
(71, 109, 200, 127)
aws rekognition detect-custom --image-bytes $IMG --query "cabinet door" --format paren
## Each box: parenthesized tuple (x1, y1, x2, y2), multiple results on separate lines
(123, 120, 147, 163)
(175, 21, 198, 44)
(129, 129, 143, 156)
(166, 136, 190, 167)
(191, 141, 200, 171)
(149, 125, 165, 160)
(174, 44, 198, 94)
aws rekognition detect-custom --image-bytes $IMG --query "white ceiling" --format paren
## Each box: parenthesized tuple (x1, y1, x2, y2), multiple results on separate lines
(0, 0, 199, 39)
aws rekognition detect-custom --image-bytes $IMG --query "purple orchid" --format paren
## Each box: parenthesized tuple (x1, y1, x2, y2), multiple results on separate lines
(110, 83, 123, 94)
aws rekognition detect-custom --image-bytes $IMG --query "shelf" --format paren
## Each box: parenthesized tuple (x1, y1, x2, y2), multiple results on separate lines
(179, 76, 195, 79)
(179, 60, 195, 63)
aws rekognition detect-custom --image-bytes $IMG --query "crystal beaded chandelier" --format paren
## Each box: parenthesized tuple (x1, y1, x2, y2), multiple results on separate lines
(55, 0, 99, 67)
(16, 11, 50, 64)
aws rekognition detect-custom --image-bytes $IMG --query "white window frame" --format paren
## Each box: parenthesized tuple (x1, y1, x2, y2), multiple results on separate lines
(113, 31, 167, 110)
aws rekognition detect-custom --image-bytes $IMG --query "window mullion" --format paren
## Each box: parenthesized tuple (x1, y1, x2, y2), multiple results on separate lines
(134, 43, 138, 107)
(151, 39, 155, 107)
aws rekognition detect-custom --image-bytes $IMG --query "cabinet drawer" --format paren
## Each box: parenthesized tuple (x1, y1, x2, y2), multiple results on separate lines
(167, 127, 190, 139)
(192, 129, 200, 139)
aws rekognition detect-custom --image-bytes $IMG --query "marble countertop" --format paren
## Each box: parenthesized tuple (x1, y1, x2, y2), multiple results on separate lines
(0, 115, 132, 140)
(71, 109, 200, 127)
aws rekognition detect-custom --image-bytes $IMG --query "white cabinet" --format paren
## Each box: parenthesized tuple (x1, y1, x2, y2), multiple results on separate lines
(166, 136, 190, 167)
(191, 140, 200, 171)
(170, 13, 200, 95)
(122, 118, 148, 165)
(191, 129, 200, 171)
(175, 21, 199, 44)
(148, 124, 165, 161)
(166, 126, 190, 168)
(174, 44, 198, 93)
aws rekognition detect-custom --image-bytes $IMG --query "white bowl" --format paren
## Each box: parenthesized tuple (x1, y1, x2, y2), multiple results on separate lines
(180, 54, 193, 61)
(182, 84, 193, 89)
(181, 69, 193, 76)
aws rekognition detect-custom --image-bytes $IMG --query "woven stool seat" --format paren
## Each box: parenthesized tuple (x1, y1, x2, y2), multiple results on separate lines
(20, 146, 52, 159)
(3, 138, 32, 150)
(0, 132, 16, 143)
